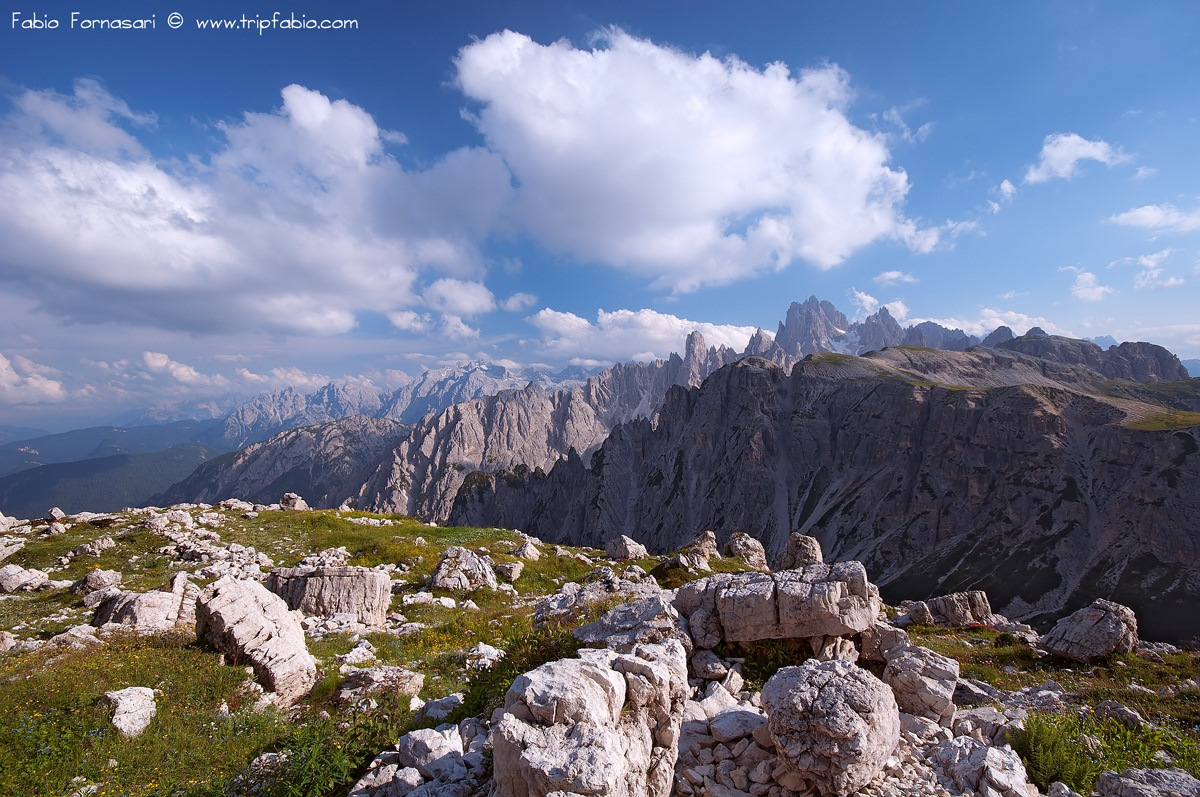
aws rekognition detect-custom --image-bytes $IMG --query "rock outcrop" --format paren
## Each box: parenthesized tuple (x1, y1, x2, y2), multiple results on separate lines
(1095, 767, 1200, 797)
(195, 577, 317, 705)
(998, 335, 1190, 383)
(0, 563, 49, 592)
(724, 531, 769, 571)
(92, 575, 197, 633)
(775, 533, 823, 570)
(881, 644, 960, 725)
(491, 639, 688, 797)
(925, 591, 995, 627)
(265, 566, 391, 627)
(675, 563, 881, 650)
(607, 534, 650, 561)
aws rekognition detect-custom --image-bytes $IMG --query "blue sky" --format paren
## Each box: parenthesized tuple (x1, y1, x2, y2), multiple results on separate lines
(2, 1, 1198, 428)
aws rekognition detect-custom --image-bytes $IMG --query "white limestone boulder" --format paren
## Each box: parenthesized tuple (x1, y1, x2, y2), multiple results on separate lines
(492, 639, 688, 797)
(0, 563, 49, 593)
(103, 686, 156, 738)
(1040, 599, 1138, 662)
(761, 659, 899, 797)
(775, 533, 823, 570)
(606, 535, 649, 561)
(265, 566, 391, 627)
(428, 547, 498, 591)
(723, 531, 769, 571)
(196, 577, 316, 705)
(882, 643, 960, 725)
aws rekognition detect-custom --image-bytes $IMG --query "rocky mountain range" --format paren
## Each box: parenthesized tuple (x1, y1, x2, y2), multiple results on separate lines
(153, 416, 408, 509)
(198, 361, 600, 450)
(58, 296, 1200, 637)
(352, 331, 739, 520)
(450, 347, 1200, 641)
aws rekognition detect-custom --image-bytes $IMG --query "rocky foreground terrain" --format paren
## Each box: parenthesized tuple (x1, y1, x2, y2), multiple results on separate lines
(1, 500, 1198, 797)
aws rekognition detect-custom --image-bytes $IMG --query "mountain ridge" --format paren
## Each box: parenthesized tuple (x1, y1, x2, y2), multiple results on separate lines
(448, 348, 1200, 640)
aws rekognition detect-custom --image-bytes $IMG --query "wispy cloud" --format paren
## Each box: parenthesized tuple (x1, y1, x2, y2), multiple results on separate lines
(1109, 204, 1200, 233)
(873, 270, 918, 286)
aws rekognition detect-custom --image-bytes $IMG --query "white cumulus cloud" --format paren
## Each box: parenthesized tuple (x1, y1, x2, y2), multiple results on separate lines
(1024, 133, 1128, 184)
(422, 279, 496, 318)
(456, 29, 932, 292)
(0, 352, 69, 405)
(525, 307, 757, 364)
(1069, 271, 1116, 301)
(0, 79, 513, 338)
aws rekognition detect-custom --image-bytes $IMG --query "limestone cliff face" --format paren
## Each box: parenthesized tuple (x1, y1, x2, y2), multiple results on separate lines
(997, 335, 1190, 383)
(153, 416, 406, 509)
(353, 333, 738, 519)
(450, 351, 1200, 641)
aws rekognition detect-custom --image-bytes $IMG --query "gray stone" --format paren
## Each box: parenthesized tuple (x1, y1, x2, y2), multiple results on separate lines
(465, 642, 505, 670)
(396, 726, 465, 782)
(428, 547, 497, 591)
(1095, 699, 1151, 730)
(70, 569, 123, 596)
(1040, 599, 1138, 662)
(103, 687, 156, 738)
(72, 537, 115, 558)
(1094, 767, 1200, 797)
(196, 577, 316, 705)
(690, 649, 730, 680)
(265, 566, 391, 626)
(0, 563, 49, 592)
(279, 492, 310, 511)
(882, 643, 960, 725)
(761, 659, 899, 796)
(492, 639, 688, 797)
(926, 591, 994, 626)
(510, 541, 541, 561)
(775, 533, 822, 570)
(573, 595, 690, 654)
(495, 561, 523, 583)
(1048, 782, 1085, 797)
(954, 677, 1003, 707)
(337, 666, 424, 704)
(92, 588, 191, 633)
(687, 530, 721, 561)
(859, 622, 910, 664)
(709, 708, 766, 744)
(419, 693, 464, 723)
(929, 736, 1037, 797)
(723, 532, 769, 571)
(606, 535, 650, 560)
